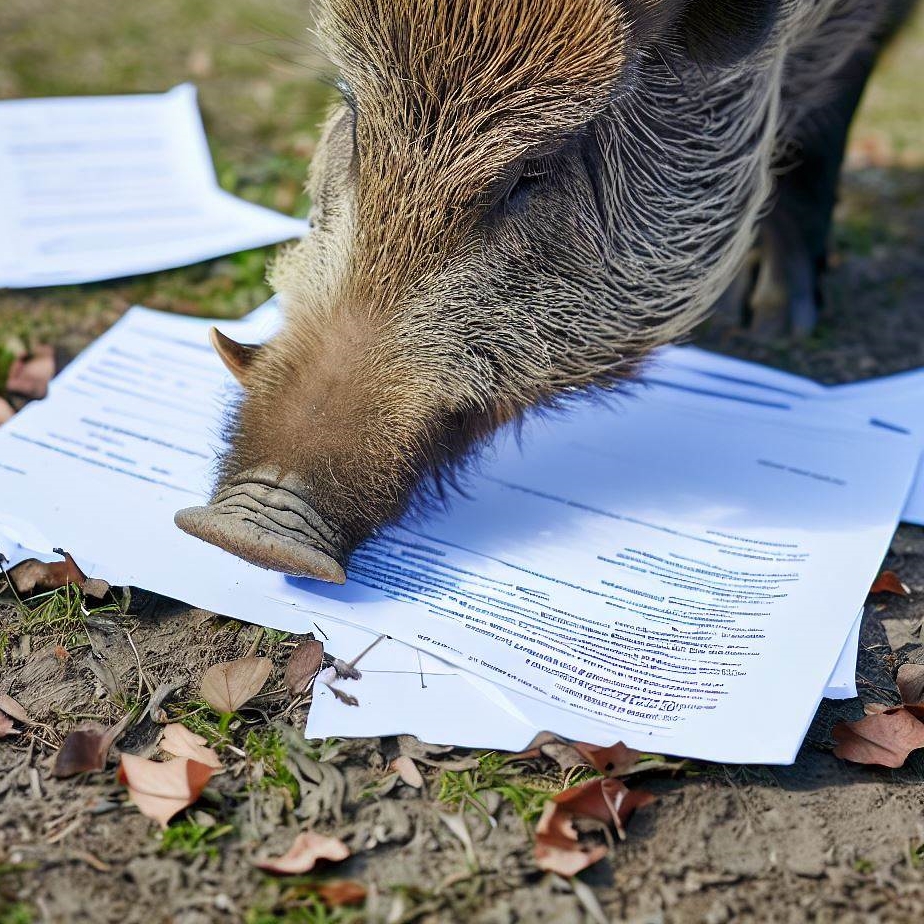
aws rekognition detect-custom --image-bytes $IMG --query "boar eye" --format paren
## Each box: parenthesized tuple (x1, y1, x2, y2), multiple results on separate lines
(503, 161, 548, 213)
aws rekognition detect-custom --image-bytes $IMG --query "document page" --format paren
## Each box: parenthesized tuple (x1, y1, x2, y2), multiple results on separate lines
(0, 305, 911, 762)
(0, 84, 307, 287)
(823, 371, 924, 526)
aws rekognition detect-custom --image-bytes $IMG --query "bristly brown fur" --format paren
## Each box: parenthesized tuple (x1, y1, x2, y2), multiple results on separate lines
(215, 0, 906, 564)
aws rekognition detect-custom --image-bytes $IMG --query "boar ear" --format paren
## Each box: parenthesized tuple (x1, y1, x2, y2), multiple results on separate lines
(631, 0, 779, 69)
(209, 327, 260, 387)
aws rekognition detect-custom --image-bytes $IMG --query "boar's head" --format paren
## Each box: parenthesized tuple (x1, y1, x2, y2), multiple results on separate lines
(176, 0, 781, 582)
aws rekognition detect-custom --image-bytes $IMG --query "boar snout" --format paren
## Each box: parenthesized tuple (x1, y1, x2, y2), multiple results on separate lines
(174, 468, 347, 584)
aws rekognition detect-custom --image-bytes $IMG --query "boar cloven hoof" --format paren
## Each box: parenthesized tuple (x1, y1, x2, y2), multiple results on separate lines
(174, 471, 347, 584)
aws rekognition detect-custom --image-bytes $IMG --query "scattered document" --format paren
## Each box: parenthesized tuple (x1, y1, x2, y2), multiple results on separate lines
(652, 346, 924, 527)
(0, 84, 307, 287)
(0, 302, 911, 763)
(825, 371, 924, 525)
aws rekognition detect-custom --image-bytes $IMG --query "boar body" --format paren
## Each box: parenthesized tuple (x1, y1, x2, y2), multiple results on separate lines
(176, 0, 915, 582)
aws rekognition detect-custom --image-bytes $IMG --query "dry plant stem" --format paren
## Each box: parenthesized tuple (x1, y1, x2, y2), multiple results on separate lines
(245, 627, 264, 658)
(124, 628, 146, 702)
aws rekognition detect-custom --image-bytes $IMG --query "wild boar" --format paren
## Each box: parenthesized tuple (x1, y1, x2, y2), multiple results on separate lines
(176, 0, 915, 583)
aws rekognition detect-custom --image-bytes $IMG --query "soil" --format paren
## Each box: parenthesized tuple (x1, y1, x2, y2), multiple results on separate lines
(1, 2, 924, 922)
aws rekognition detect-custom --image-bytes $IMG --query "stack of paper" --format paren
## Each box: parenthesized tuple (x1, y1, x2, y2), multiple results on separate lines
(0, 85, 307, 287)
(1, 300, 919, 764)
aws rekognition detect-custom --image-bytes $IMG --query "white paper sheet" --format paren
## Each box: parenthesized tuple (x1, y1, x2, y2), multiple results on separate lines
(307, 390, 910, 763)
(824, 371, 924, 525)
(649, 347, 924, 527)
(0, 303, 907, 762)
(0, 84, 307, 287)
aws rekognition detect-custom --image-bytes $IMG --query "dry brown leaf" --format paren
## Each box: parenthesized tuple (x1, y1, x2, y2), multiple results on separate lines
(533, 775, 654, 876)
(897, 663, 924, 705)
(0, 711, 17, 739)
(0, 694, 30, 726)
(82, 577, 111, 599)
(0, 398, 12, 425)
(284, 640, 324, 696)
(54, 721, 124, 778)
(572, 742, 642, 778)
(315, 880, 367, 907)
(54, 645, 70, 661)
(553, 776, 656, 840)
(254, 831, 350, 875)
(200, 656, 273, 713)
(7, 548, 87, 596)
(863, 702, 892, 716)
(160, 723, 222, 769)
(6, 345, 55, 399)
(869, 570, 910, 596)
(117, 753, 214, 828)
(504, 731, 560, 762)
(832, 707, 924, 768)
(534, 801, 608, 876)
(390, 755, 424, 789)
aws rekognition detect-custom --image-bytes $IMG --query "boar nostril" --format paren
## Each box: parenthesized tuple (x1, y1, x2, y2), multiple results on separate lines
(174, 474, 347, 583)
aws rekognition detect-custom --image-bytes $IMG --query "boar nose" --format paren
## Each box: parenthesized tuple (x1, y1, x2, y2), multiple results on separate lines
(174, 468, 347, 584)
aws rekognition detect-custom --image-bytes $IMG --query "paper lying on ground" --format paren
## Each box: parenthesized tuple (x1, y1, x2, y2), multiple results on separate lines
(653, 345, 924, 526)
(0, 304, 909, 762)
(0, 84, 307, 288)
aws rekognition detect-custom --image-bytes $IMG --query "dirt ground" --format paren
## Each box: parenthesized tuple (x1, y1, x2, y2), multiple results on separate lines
(2, 2, 924, 923)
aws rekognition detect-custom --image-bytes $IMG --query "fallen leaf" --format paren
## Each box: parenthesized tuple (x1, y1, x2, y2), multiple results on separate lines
(863, 702, 892, 716)
(0, 694, 30, 725)
(6, 345, 55, 399)
(532, 775, 654, 875)
(573, 742, 642, 777)
(390, 755, 424, 789)
(534, 802, 607, 876)
(118, 754, 215, 827)
(81, 577, 111, 599)
(504, 731, 560, 762)
(832, 707, 924, 768)
(6, 548, 87, 596)
(54, 720, 126, 778)
(897, 663, 924, 705)
(0, 398, 12, 424)
(284, 640, 324, 696)
(160, 723, 222, 769)
(0, 712, 17, 738)
(54, 645, 70, 661)
(437, 811, 477, 868)
(315, 880, 367, 907)
(200, 656, 273, 713)
(254, 831, 350, 875)
(554, 776, 655, 840)
(869, 570, 910, 596)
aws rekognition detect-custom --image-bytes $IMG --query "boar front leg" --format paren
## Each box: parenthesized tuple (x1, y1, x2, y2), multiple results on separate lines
(719, 0, 914, 339)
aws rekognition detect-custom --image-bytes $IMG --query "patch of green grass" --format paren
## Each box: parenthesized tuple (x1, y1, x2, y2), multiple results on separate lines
(170, 700, 240, 747)
(245, 895, 364, 924)
(853, 857, 875, 875)
(0, 577, 125, 652)
(263, 628, 293, 646)
(0, 902, 35, 924)
(159, 816, 235, 859)
(300, 738, 343, 763)
(438, 751, 557, 825)
(246, 727, 301, 803)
